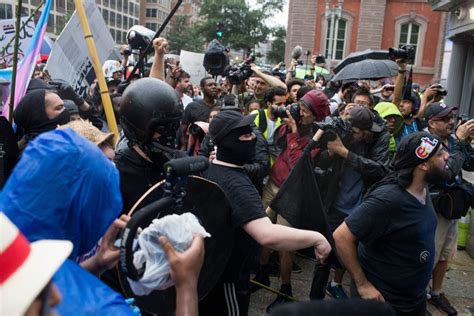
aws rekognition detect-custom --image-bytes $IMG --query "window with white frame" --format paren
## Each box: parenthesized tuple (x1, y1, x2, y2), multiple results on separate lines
(398, 22, 419, 61)
(325, 18, 347, 60)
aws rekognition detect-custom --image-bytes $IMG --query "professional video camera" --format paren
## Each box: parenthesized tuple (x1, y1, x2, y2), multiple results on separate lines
(271, 103, 301, 123)
(127, 25, 155, 51)
(388, 45, 416, 64)
(315, 116, 353, 147)
(227, 55, 255, 85)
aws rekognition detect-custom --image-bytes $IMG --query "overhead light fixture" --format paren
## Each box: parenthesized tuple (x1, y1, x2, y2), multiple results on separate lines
(469, 6, 474, 20)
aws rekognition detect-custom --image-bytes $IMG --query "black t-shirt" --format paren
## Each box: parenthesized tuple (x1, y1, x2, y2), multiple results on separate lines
(204, 163, 266, 284)
(345, 183, 436, 311)
(182, 99, 220, 125)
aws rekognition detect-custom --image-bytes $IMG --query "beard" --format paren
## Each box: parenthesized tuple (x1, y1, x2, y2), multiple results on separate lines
(425, 165, 448, 184)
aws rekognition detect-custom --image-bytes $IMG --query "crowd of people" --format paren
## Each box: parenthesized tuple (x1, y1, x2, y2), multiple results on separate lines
(1, 36, 473, 316)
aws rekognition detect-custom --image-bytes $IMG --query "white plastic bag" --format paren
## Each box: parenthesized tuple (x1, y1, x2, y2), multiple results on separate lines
(127, 212, 210, 296)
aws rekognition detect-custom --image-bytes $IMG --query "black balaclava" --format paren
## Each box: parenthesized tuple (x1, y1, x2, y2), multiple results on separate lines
(216, 125, 256, 166)
(13, 90, 70, 141)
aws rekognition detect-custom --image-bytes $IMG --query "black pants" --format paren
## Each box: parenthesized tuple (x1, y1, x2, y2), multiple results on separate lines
(199, 282, 250, 316)
(309, 208, 347, 300)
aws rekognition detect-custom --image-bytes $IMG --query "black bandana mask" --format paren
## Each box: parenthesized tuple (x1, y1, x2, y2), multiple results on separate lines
(216, 126, 256, 166)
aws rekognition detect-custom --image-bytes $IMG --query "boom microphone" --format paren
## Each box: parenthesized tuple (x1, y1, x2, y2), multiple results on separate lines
(291, 45, 303, 60)
(164, 156, 209, 176)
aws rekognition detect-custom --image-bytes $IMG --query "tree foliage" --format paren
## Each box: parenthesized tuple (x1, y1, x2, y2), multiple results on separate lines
(267, 26, 286, 64)
(197, 0, 284, 54)
(168, 15, 205, 54)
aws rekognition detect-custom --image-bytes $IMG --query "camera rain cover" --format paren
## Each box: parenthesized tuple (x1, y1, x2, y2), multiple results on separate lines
(203, 39, 229, 76)
(128, 213, 210, 296)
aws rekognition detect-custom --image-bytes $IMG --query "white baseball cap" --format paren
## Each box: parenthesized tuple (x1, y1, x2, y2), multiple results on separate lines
(0, 213, 72, 315)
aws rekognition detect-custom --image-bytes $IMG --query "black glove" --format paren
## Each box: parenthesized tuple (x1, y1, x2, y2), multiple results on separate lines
(49, 80, 85, 108)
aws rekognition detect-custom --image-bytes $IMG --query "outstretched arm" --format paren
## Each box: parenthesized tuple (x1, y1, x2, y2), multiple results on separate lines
(149, 37, 168, 80)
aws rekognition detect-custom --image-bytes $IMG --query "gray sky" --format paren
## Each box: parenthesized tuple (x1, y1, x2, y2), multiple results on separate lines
(247, 0, 288, 29)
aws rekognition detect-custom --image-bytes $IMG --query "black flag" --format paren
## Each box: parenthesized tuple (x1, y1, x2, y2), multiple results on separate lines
(270, 144, 331, 241)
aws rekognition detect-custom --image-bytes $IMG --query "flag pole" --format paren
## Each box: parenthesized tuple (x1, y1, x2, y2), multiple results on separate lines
(8, 0, 24, 123)
(73, 0, 119, 143)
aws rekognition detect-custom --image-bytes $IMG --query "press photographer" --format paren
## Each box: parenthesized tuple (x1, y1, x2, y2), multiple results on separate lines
(310, 106, 390, 300)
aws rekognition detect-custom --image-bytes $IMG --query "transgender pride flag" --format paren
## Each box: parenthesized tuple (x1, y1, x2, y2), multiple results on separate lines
(2, 0, 53, 120)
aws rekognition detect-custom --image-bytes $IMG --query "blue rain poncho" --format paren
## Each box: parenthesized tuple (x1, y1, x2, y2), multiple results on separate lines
(0, 129, 134, 315)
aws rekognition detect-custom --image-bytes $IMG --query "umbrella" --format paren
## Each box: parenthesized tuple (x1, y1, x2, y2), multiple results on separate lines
(334, 49, 389, 74)
(331, 59, 398, 81)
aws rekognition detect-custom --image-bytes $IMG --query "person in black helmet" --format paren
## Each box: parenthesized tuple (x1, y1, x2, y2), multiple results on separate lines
(115, 77, 185, 212)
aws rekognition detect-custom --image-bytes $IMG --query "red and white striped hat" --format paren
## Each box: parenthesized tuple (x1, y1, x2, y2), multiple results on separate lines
(0, 213, 72, 315)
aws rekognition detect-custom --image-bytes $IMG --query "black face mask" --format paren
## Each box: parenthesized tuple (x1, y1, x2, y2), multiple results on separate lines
(143, 121, 179, 166)
(216, 126, 256, 166)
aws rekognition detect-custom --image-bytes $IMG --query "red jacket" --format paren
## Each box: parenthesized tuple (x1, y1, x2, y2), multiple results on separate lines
(270, 125, 319, 187)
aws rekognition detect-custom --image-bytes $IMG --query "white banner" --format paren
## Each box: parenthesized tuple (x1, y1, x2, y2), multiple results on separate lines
(46, 0, 115, 96)
(179, 50, 206, 85)
(0, 17, 35, 67)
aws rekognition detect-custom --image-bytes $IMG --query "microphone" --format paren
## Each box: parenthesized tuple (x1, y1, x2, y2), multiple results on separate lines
(164, 156, 209, 176)
(291, 45, 303, 60)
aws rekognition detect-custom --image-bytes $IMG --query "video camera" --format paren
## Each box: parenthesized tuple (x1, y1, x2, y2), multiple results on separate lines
(127, 25, 155, 51)
(388, 45, 416, 64)
(429, 84, 448, 97)
(227, 55, 255, 85)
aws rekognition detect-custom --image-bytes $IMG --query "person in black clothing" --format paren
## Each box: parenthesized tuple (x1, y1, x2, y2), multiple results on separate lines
(310, 106, 390, 300)
(334, 132, 449, 316)
(199, 94, 269, 194)
(180, 77, 221, 149)
(201, 110, 331, 316)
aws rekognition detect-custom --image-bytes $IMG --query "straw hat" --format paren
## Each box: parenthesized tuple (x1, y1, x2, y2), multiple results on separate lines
(58, 119, 115, 148)
(0, 213, 72, 315)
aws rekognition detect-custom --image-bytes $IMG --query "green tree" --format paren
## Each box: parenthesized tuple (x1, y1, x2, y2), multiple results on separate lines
(168, 15, 205, 54)
(197, 0, 284, 55)
(267, 26, 286, 64)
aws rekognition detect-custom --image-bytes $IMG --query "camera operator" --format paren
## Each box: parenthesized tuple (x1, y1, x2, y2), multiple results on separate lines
(252, 90, 331, 312)
(310, 106, 390, 301)
(422, 103, 474, 315)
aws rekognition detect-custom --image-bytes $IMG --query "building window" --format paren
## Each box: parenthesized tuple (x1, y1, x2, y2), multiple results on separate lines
(117, 0, 122, 12)
(146, 8, 157, 17)
(102, 9, 109, 23)
(110, 0, 116, 10)
(325, 18, 347, 60)
(0, 3, 13, 19)
(110, 12, 116, 27)
(394, 14, 428, 66)
(398, 22, 419, 61)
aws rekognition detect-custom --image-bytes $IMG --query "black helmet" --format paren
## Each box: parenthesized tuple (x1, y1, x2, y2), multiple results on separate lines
(120, 78, 182, 163)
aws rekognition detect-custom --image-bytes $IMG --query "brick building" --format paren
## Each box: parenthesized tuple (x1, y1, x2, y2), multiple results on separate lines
(285, 0, 447, 84)
(171, 0, 201, 25)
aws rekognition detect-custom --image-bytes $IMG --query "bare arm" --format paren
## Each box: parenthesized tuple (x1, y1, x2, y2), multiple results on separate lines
(251, 64, 287, 90)
(149, 37, 168, 80)
(243, 216, 331, 262)
(333, 222, 385, 301)
(392, 60, 406, 106)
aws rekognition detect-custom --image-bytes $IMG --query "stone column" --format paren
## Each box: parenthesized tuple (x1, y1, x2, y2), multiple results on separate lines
(356, 0, 386, 51)
(284, 0, 318, 64)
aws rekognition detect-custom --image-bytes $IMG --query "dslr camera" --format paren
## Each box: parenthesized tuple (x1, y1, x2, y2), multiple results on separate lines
(388, 45, 416, 64)
(430, 84, 448, 97)
(227, 55, 255, 85)
(272, 103, 301, 123)
(315, 117, 353, 146)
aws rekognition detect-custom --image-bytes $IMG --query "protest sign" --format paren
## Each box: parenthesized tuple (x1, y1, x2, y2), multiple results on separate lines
(0, 17, 35, 67)
(46, 0, 115, 97)
(180, 50, 206, 85)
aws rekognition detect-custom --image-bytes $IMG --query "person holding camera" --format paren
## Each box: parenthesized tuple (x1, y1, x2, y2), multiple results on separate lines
(252, 90, 331, 312)
(329, 81, 358, 115)
(310, 106, 390, 301)
(422, 103, 474, 315)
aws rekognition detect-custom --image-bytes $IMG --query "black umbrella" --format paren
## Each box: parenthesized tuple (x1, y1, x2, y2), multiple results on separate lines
(331, 59, 398, 81)
(334, 49, 390, 74)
